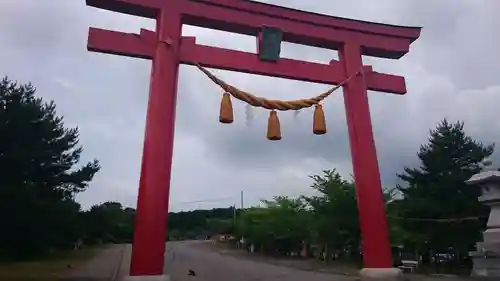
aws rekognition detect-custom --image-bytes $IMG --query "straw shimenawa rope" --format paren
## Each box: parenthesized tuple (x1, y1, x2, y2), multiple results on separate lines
(195, 63, 361, 111)
(194, 63, 366, 140)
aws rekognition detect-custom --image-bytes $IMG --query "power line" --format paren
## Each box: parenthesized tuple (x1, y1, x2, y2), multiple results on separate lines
(175, 196, 236, 205)
(387, 215, 486, 223)
(173, 196, 486, 223)
(172, 185, 309, 206)
(172, 189, 250, 206)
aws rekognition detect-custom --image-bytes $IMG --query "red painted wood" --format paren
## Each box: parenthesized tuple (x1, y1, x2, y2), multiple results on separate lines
(366, 71, 406, 94)
(87, 28, 407, 94)
(339, 43, 393, 268)
(180, 1, 412, 58)
(87, 0, 420, 58)
(140, 28, 156, 43)
(180, 36, 346, 87)
(128, 8, 182, 276)
(197, 0, 421, 40)
(86, 0, 160, 18)
(179, 38, 407, 94)
(86, 0, 421, 40)
(87, 28, 153, 59)
(256, 31, 263, 59)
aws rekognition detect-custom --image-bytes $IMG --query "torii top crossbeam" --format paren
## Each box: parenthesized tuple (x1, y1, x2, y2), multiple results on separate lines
(88, 0, 419, 56)
(87, 0, 420, 94)
(86, 0, 421, 277)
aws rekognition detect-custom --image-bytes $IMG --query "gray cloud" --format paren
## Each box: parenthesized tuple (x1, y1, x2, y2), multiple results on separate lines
(1, 0, 499, 211)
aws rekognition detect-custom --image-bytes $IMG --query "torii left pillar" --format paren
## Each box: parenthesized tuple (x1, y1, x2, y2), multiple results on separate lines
(85, 0, 421, 280)
(132, 9, 181, 279)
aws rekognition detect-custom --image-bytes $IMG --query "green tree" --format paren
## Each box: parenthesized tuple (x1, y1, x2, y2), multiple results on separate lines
(206, 217, 234, 235)
(262, 196, 311, 255)
(235, 197, 310, 256)
(167, 208, 235, 240)
(304, 169, 360, 260)
(235, 207, 273, 251)
(397, 119, 492, 258)
(83, 202, 135, 244)
(0, 77, 100, 259)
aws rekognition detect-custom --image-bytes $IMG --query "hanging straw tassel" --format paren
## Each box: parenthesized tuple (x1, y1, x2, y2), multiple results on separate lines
(219, 92, 234, 124)
(313, 104, 327, 135)
(266, 110, 282, 141)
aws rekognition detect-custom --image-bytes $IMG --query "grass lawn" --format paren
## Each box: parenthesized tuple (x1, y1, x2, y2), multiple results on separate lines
(0, 247, 100, 281)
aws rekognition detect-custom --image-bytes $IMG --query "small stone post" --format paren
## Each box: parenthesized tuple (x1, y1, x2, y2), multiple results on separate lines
(465, 159, 500, 278)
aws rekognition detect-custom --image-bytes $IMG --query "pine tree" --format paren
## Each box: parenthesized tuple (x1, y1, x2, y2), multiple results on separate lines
(0, 77, 100, 199)
(397, 119, 492, 258)
(0, 77, 100, 258)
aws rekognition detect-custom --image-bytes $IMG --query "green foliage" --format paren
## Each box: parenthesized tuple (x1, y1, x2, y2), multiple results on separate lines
(83, 202, 136, 244)
(0, 77, 100, 200)
(206, 217, 234, 235)
(236, 196, 310, 254)
(305, 170, 360, 255)
(397, 119, 492, 254)
(232, 170, 368, 259)
(0, 77, 100, 259)
(167, 208, 235, 240)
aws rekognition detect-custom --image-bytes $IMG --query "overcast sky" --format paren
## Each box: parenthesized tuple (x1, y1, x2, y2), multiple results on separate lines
(1, 0, 499, 211)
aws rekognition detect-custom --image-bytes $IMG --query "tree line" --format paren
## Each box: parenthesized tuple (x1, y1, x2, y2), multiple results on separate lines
(0, 77, 492, 274)
(221, 119, 491, 274)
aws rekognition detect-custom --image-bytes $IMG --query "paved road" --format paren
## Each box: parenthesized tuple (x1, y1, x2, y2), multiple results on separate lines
(164, 241, 356, 281)
(58, 244, 125, 281)
(60, 242, 469, 281)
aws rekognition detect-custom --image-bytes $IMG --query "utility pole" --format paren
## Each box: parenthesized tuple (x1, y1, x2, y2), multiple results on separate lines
(240, 190, 244, 209)
(238, 192, 245, 249)
(232, 204, 236, 221)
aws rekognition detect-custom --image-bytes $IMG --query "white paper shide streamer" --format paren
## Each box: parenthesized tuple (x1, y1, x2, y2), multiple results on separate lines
(245, 103, 254, 127)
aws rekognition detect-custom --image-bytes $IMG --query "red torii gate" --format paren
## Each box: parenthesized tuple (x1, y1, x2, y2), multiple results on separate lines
(86, 0, 420, 277)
